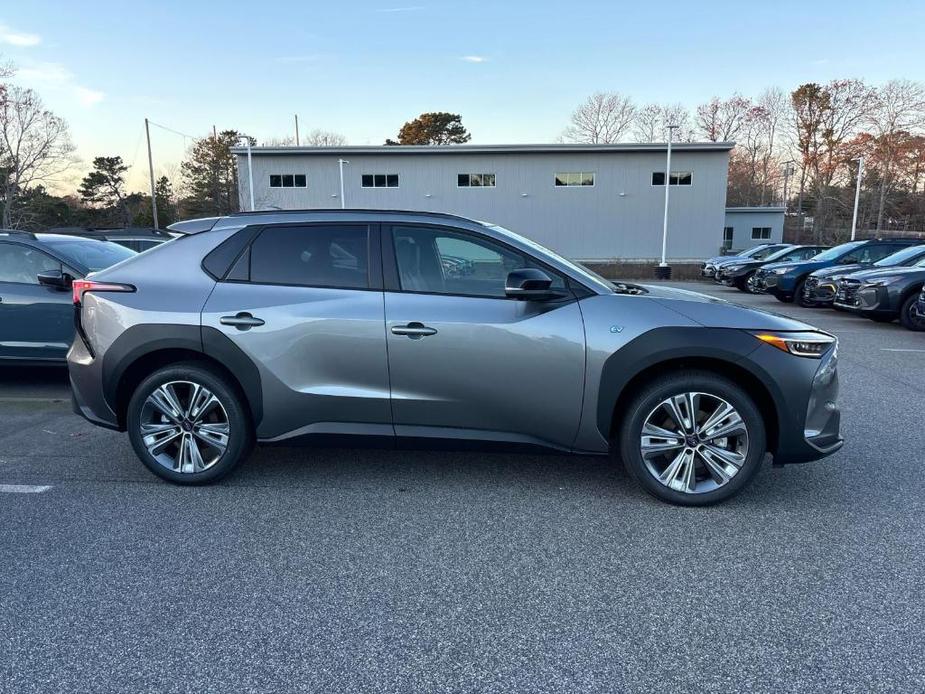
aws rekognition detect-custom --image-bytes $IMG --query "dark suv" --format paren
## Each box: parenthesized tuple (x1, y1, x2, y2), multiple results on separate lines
(48, 226, 172, 253)
(67, 210, 843, 506)
(753, 239, 921, 306)
(802, 243, 925, 308)
(834, 254, 925, 330)
(715, 245, 828, 292)
(0, 230, 135, 363)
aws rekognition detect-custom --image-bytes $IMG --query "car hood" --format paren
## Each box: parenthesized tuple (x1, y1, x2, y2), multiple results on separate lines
(636, 284, 814, 331)
(811, 263, 867, 279)
(845, 266, 925, 281)
(761, 259, 827, 273)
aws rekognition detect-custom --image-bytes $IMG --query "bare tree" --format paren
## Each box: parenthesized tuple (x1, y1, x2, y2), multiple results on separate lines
(695, 94, 751, 142)
(633, 103, 693, 142)
(0, 84, 76, 228)
(304, 129, 347, 146)
(868, 79, 925, 229)
(561, 92, 636, 144)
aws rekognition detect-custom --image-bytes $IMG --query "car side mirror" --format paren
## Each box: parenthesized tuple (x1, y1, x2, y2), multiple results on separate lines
(505, 268, 565, 301)
(37, 269, 72, 290)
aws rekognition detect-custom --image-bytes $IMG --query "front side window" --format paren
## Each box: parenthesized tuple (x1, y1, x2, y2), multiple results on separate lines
(391, 226, 565, 298)
(269, 174, 307, 188)
(751, 227, 772, 240)
(652, 171, 693, 186)
(0, 243, 62, 284)
(457, 173, 496, 187)
(555, 172, 594, 187)
(249, 225, 369, 289)
(362, 174, 399, 188)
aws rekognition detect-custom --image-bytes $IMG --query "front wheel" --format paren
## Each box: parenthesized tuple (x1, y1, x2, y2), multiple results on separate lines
(126, 362, 254, 484)
(794, 278, 814, 307)
(617, 371, 767, 506)
(736, 272, 756, 293)
(900, 293, 925, 331)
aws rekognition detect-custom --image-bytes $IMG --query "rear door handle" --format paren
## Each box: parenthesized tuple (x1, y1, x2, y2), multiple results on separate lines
(391, 322, 437, 339)
(220, 312, 265, 330)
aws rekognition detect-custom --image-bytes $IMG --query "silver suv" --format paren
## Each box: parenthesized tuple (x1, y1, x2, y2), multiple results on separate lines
(68, 210, 843, 505)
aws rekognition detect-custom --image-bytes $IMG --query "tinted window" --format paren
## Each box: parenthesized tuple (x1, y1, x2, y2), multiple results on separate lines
(391, 226, 564, 298)
(0, 243, 61, 284)
(812, 241, 864, 262)
(873, 245, 925, 267)
(38, 237, 135, 271)
(249, 225, 369, 289)
(841, 244, 898, 264)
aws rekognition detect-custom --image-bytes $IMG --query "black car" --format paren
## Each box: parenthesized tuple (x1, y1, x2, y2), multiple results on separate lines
(715, 245, 829, 292)
(915, 286, 925, 328)
(753, 238, 922, 305)
(803, 243, 925, 307)
(834, 255, 925, 330)
(699, 243, 789, 278)
(48, 226, 172, 253)
(0, 230, 135, 363)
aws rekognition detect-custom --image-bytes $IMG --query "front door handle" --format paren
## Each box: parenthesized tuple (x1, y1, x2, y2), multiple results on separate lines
(220, 312, 265, 330)
(391, 322, 437, 339)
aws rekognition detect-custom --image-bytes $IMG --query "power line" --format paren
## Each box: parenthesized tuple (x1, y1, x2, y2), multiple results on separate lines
(146, 119, 200, 141)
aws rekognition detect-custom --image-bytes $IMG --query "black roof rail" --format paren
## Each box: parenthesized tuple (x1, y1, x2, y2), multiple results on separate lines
(228, 208, 479, 224)
(0, 228, 37, 239)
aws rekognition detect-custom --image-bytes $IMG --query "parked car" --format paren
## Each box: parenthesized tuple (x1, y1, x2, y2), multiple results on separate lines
(715, 245, 829, 292)
(833, 255, 925, 330)
(700, 244, 791, 278)
(915, 286, 925, 328)
(67, 210, 842, 506)
(752, 238, 922, 305)
(0, 230, 136, 363)
(801, 243, 925, 308)
(48, 226, 173, 253)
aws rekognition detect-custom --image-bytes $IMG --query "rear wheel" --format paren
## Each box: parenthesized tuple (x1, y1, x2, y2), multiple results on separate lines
(900, 293, 925, 331)
(126, 363, 254, 484)
(617, 371, 767, 506)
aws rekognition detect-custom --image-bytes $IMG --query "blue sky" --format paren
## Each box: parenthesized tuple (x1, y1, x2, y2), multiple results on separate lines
(3, 0, 925, 191)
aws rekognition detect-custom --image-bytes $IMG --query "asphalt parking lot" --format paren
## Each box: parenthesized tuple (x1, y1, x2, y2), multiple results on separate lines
(1, 281, 923, 694)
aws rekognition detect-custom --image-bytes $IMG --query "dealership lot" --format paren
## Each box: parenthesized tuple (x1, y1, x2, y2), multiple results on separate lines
(1, 282, 923, 693)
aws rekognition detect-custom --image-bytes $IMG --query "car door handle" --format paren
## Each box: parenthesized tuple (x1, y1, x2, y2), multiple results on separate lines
(391, 322, 437, 338)
(220, 312, 265, 330)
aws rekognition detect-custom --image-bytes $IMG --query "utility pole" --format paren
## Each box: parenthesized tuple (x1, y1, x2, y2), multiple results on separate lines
(656, 124, 679, 279)
(144, 118, 159, 229)
(237, 135, 255, 211)
(294, 114, 300, 146)
(851, 156, 864, 241)
(782, 160, 795, 211)
(213, 124, 217, 140)
(338, 159, 349, 209)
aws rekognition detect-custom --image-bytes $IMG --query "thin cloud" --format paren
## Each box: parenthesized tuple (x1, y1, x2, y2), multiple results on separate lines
(460, 55, 488, 63)
(16, 61, 105, 107)
(0, 23, 40, 47)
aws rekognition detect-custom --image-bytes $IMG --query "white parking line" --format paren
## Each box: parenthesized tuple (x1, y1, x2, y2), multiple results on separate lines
(880, 348, 925, 353)
(0, 484, 52, 494)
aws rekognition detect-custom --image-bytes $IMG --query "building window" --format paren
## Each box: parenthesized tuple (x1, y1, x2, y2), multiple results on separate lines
(362, 174, 399, 188)
(555, 172, 595, 187)
(723, 226, 734, 249)
(652, 171, 693, 186)
(751, 227, 772, 240)
(457, 173, 496, 188)
(269, 174, 307, 188)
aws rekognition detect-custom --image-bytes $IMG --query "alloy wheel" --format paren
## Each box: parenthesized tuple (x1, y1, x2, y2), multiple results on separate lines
(639, 392, 749, 494)
(139, 380, 230, 474)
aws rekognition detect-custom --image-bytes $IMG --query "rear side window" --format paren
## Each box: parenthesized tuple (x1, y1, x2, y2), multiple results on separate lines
(39, 238, 134, 271)
(249, 225, 369, 289)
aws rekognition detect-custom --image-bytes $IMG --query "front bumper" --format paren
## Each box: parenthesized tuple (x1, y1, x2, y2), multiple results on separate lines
(803, 276, 838, 305)
(833, 280, 862, 311)
(701, 264, 716, 278)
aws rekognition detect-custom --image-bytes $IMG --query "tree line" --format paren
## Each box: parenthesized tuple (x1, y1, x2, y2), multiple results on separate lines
(562, 81, 925, 240)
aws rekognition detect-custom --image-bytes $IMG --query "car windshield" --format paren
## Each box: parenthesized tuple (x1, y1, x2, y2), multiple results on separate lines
(873, 245, 925, 267)
(39, 235, 136, 270)
(763, 246, 801, 262)
(810, 241, 865, 262)
(741, 245, 774, 258)
(485, 223, 615, 292)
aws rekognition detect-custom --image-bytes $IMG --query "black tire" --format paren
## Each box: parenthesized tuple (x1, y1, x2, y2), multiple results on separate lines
(126, 362, 254, 485)
(794, 278, 813, 307)
(868, 314, 895, 323)
(734, 272, 754, 292)
(900, 293, 925, 331)
(617, 370, 767, 506)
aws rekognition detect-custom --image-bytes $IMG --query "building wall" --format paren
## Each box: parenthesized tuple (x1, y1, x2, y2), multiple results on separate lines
(723, 208, 785, 251)
(236, 149, 731, 261)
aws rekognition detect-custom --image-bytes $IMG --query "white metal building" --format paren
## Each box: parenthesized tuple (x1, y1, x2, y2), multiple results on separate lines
(723, 207, 786, 252)
(232, 143, 736, 262)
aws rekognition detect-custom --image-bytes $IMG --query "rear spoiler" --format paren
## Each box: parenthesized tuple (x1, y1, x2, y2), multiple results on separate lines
(166, 217, 221, 235)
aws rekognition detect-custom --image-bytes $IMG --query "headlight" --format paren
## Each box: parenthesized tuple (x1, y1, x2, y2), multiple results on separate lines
(753, 331, 837, 358)
(725, 264, 744, 272)
(865, 276, 903, 286)
(772, 266, 795, 275)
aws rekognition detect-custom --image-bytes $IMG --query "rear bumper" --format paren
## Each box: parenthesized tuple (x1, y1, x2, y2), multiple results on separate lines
(67, 336, 121, 431)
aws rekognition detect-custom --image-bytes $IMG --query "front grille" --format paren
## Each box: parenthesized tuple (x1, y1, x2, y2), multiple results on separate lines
(836, 279, 861, 307)
(803, 276, 820, 298)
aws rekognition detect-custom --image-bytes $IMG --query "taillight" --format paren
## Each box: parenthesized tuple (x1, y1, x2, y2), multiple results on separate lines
(72, 279, 134, 305)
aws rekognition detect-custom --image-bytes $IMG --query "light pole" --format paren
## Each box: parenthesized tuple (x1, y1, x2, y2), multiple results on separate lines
(656, 124, 679, 279)
(238, 135, 255, 211)
(338, 159, 349, 209)
(782, 160, 795, 211)
(850, 156, 864, 241)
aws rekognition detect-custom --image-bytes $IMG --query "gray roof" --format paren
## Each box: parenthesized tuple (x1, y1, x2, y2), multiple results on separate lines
(231, 142, 736, 156)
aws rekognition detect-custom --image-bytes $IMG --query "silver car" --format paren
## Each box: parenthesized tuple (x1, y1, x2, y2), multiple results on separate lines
(68, 210, 843, 505)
